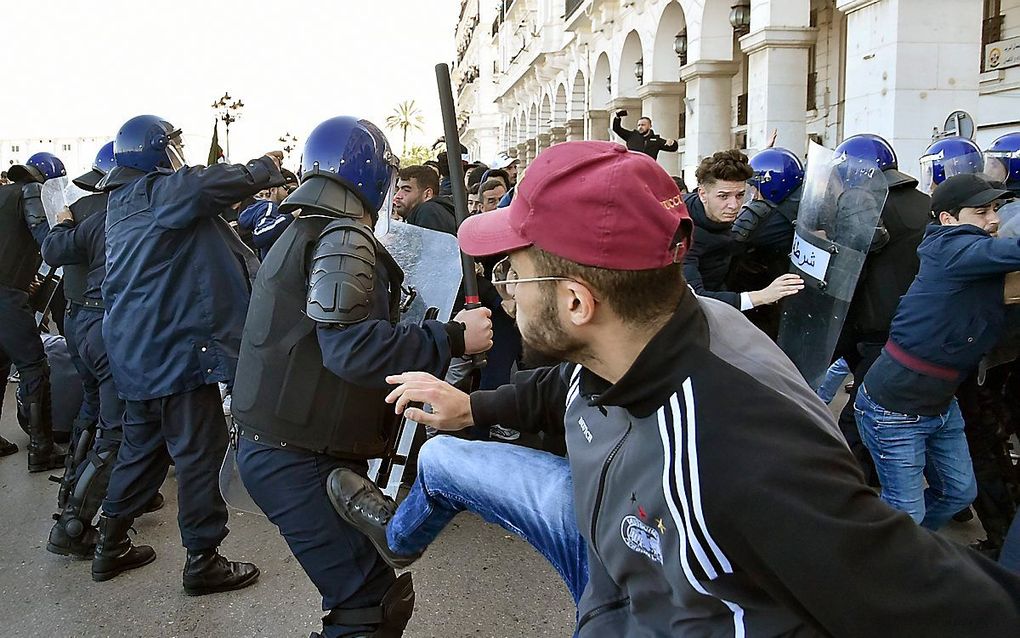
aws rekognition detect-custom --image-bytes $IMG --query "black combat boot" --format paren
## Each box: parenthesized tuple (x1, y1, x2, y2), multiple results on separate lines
(326, 467, 421, 569)
(0, 435, 17, 457)
(47, 511, 99, 558)
(182, 549, 259, 596)
(25, 384, 64, 473)
(91, 515, 156, 582)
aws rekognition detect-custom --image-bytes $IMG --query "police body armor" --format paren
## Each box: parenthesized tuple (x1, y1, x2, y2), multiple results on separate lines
(0, 182, 43, 292)
(231, 215, 403, 460)
(60, 193, 109, 304)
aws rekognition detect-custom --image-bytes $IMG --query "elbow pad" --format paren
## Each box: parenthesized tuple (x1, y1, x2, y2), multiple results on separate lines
(732, 200, 774, 242)
(21, 182, 47, 228)
(306, 218, 377, 325)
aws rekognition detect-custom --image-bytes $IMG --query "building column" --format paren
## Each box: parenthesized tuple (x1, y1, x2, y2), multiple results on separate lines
(549, 126, 568, 145)
(565, 119, 584, 142)
(638, 82, 685, 176)
(587, 109, 610, 141)
(740, 27, 816, 156)
(525, 138, 537, 165)
(536, 132, 552, 155)
(679, 60, 740, 186)
(508, 147, 519, 160)
(836, 0, 981, 177)
(515, 142, 529, 168)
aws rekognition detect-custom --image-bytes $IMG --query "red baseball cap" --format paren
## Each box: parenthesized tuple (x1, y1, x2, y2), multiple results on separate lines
(457, 141, 692, 270)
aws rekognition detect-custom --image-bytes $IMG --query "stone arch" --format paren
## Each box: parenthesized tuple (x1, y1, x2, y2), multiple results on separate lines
(540, 93, 553, 131)
(652, 1, 688, 83)
(553, 83, 569, 127)
(569, 70, 586, 121)
(617, 30, 644, 98)
(591, 51, 612, 109)
(527, 103, 538, 139)
(682, 0, 736, 61)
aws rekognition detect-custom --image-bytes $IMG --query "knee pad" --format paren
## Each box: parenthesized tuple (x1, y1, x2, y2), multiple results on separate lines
(323, 573, 415, 638)
(62, 446, 119, 538)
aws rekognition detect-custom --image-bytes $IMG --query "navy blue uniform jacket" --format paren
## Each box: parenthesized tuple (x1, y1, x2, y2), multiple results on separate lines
(103, 158, 285, 400)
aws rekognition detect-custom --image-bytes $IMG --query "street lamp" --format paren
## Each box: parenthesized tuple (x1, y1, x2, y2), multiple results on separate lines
(634, 58, 644, 85)
(278, 132, 299, 162)
(674, 31, 688, 66)
(211, 92, 244, 159)
(730, 0, 751, 36)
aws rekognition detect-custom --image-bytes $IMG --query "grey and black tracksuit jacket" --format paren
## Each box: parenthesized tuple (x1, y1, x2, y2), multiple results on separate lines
(470, 287, 1020, 637)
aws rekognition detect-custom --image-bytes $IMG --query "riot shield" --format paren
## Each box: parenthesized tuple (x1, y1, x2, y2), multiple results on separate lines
(776, 142, 889, 390)
(40, 177, 91, 227)
(219, 422, 261, 514)
(371, 218, 462, 496)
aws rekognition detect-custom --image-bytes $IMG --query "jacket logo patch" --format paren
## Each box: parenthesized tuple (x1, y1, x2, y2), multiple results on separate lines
(577, 417, 593, 443)
(620, 515, 663, 565)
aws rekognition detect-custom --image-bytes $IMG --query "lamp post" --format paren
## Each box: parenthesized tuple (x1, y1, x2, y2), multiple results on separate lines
(634, 58, 644, 85)
(278, 132, 299, 164)
(211, 92, 245, 159)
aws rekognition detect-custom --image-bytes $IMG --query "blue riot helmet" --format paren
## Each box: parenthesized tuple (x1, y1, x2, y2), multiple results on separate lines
(748, 148, 804, 205)
(834, 133, 916, 188)
(72, 141, 116, 192)
(983, 132, 1020, 187)
(7, 151, 66, 184)
(282, 116, 399, 222)
(918, 136, 983, 195)
(112, 115, 185, 173)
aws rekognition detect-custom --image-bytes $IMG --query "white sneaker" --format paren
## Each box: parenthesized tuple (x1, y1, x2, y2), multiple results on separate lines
(489, 425, 520, 442)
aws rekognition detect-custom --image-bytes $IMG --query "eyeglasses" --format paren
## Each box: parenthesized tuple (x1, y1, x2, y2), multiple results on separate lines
(490, 257, 572, 298)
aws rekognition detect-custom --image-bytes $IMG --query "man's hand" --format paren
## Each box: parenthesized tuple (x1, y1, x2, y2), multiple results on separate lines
(264, 150, 285, 170)
(55, 206, 74, 225)
(666, 139, 677, 146)
(749, 273, 804, 307)
(766, 129, 778, 149)
(385, 372, 474, 430)
(454, 306, 493, 355)
(290, 207, 302, 218)
(615, 109, 627, 118)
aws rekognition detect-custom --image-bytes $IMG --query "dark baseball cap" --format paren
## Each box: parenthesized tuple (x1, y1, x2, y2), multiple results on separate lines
(931, 173, 1011, 213)
(457, 141, 693, 270)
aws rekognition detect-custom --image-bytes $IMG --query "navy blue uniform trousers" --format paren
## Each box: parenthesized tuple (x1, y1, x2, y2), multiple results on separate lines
(102, 383, 229, 550)
(237, 438, 395, 637)
(0, 285, 48, 416)
(65, 304, 101, 428)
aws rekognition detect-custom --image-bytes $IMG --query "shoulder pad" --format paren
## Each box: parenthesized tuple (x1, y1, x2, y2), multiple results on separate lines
(731, 200, 775, 241)
(306, 218, 378, 325)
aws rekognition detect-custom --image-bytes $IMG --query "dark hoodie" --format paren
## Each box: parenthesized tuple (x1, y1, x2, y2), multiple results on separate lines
(682, 193, 741, 308)
(405, 196, 457, 235)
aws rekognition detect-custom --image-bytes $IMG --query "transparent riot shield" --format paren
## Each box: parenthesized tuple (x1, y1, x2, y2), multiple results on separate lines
(776, 142, 889, 390)
(371, 218, 462, 496)
(40, 177, 90, 227)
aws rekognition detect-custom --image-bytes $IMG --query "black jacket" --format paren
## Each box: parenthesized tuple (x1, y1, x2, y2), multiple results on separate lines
(470, 289, 1020, 636)
(405, 196, 457, 235)
(682, 194, 741, 308)
(612, 115, 678, 160)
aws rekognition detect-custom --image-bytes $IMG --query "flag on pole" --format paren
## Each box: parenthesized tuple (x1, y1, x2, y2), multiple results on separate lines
(207, 120, 224, 165)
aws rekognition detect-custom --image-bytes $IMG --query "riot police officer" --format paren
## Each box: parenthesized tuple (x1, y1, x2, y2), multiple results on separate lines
(984, 132, 1020, 194)
(91, 115, 283, 593)
(831, 133, 931, 482)
(230, 116, 492, 638)
(0, 152, 67, 472)
(40, 142, 112, 512)
(42, 143, 164, 558)
(919, 136, 984, 195)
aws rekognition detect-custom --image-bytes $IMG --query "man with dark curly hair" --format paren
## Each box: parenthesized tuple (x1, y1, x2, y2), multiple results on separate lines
(684, 149, 803, 311)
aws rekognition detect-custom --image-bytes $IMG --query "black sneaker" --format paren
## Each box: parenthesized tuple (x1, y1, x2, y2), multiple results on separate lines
(326, 468, 421, 569)
(489, 425, 520, 441)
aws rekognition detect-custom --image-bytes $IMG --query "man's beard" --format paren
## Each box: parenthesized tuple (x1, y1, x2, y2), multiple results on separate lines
(520, 288, 592, 365)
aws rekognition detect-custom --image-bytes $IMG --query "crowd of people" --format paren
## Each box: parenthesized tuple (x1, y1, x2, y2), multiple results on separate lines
(1, 107, 1020, 637)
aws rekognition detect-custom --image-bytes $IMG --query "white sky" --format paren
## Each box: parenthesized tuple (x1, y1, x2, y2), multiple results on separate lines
(0, 0, 459, 169)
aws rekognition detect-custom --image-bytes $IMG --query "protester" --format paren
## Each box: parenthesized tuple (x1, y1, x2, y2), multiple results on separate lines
(393, 165, 457, 234)
(237, 168, 298, 259)
(612, 110, 678, 160)
(855, 173, 1020, 530)
(478, 178, 506, 213)
(331, 141, 1020, 636)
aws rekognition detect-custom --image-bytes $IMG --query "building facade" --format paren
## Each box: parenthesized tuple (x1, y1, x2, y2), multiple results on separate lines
(453, 0, 1019, 184)
(1, 136, 106, 181)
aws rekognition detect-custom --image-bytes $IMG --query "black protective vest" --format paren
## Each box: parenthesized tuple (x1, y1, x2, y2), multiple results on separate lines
(60, 193, 108, 304)
(0, 183, 42, 292)
(231, 215, 403, 460)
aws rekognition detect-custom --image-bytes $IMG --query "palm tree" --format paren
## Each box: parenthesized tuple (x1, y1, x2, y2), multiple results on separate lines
(385, 100, 425, 155)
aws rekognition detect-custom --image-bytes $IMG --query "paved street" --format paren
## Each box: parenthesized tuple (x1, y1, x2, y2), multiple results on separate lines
(0, 387, 575, 638)
(0, 385, 982, 637)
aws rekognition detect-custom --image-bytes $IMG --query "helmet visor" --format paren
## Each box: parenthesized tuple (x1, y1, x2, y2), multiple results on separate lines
(374, 171, 399, 237)
(984, 153, 1012, 183)
(166, 129, 186, 171)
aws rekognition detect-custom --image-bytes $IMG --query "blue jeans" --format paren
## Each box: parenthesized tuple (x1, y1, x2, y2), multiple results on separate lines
(388, 436, 588, 603)
(854, 385, 977, 530)
(816, 357, 850, 404)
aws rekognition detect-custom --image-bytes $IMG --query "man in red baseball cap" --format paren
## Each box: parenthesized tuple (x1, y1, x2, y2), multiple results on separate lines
(330, 142, 1020, 636)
